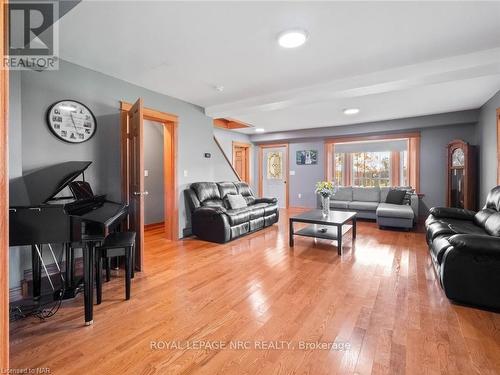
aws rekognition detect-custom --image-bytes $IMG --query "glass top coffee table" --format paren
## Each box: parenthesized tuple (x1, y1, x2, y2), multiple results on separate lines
(289, 210, 357, 255)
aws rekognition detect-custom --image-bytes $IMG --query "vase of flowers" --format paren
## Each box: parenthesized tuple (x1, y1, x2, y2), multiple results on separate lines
(315, 181, 336, 216)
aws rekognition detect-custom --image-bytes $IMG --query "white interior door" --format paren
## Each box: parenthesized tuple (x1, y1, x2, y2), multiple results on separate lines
(262, 146, 287, 208)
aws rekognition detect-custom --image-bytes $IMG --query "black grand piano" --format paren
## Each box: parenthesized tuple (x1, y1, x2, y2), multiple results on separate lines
(9, 161, 128, 325)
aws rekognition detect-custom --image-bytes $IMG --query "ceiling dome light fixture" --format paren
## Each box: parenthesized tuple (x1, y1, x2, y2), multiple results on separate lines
(255, 128, 265, 133)
(343, 108, 360, 115)
(278, 29, 308, 48)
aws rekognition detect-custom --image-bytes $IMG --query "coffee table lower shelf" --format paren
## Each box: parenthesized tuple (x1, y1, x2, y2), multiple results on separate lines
(294, 224, 352, 241)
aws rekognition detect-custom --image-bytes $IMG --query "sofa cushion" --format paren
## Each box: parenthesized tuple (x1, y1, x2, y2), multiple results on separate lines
(332, 187, 352, 201)
(474, 208, 496, 228)
(385, 189, 406, 205)
(226, 194, 248, 209)
(191, 182, 221, 203)
(348, 201, 379, 211)
(225, 208, 250, 226)
(249, 203, 267, 220)
(484, 212, 500, 236)
(234, 181, 253, 196)
(264, 203, 279, 216)
(447, 219, 488, 236)
(426, 222, 456, 242)
(376, 203, 414, 219)
(352, 187, 380, 202)
(234, 181, 255, 205)
(380, 187, 390, 203)
(484, 185, 500, 210)
(431, 235, 453, 264)
(330, 200, 350, 209)
(217, 182, 237, 200)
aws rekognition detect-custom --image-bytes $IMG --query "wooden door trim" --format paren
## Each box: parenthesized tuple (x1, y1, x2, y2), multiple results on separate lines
(1, 0, 8, 369)
(258, 143, 289, 208)
(497, 108, 500, 185)
(232, 141, 251, 185)
(120, 101, 179, 245)
(121, 101, 178, 123)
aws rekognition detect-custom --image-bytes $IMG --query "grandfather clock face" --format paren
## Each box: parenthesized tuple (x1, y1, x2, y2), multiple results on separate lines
(452, 148, 465, 167)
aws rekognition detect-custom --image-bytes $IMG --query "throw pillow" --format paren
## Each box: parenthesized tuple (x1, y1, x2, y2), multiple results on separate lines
(385, 189, 406, 205)
(226, 194, 248, 209)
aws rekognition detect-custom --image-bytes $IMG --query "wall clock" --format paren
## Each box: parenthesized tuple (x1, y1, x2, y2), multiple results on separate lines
(46, 100, 97, 143)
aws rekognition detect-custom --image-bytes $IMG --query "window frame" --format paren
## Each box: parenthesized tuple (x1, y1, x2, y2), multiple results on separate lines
(325, 132, 420, 191)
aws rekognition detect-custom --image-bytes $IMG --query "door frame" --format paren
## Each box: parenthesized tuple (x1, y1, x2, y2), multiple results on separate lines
(258, 143, 289, 208)
(497, 107, 500, 185)
(120, 101, 178, 247)
(1, 0, 8, 369)
(232, 141, 251, 185)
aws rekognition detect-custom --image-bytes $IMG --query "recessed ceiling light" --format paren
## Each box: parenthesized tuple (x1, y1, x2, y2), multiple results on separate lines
(255, 128, 265, 133)
(214, 85, 224, 92)
(278, 29, 308, 49)
(343, 108, 360, 115)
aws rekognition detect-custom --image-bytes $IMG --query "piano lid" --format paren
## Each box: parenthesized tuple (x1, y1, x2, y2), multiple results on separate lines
(10, 161, 92, 207)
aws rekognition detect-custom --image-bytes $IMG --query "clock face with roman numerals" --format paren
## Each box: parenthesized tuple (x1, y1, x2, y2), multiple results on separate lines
(47, 100, 97, 143)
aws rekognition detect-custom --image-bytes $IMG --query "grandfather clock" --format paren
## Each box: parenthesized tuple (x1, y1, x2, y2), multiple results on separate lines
(446, 140, 477, 210)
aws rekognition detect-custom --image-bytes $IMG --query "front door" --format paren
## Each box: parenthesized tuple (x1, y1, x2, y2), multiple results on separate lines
(128, 98, 145, 270)
(262, 146, 287, 208)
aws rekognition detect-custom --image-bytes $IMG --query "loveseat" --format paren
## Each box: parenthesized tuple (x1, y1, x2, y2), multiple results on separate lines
(184, 181, 279, 243)
(327, 186, 418, 229)
(425, 186, 500, 310)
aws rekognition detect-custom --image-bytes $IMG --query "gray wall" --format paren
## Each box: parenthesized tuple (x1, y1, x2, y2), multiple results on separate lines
(144, 120, 164, 225)
(476, 90, 500, 204)
(213, 127, 255, 191)
(253, 114, 478, 213)
(19, 59, 217, 235)
(251, 110, 478, 143)
(289, 141, 324, 207)
(9, 59, 223, 287)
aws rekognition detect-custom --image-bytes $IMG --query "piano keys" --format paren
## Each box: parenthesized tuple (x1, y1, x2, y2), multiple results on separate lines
(9, 161, 128, 325)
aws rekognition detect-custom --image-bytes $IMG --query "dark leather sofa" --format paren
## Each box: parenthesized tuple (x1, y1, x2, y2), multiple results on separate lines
(425, 186, 500, 310)
(184, 181, 279, 243)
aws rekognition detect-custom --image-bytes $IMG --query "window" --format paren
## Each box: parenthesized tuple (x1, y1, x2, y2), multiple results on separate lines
(333, 152, 345, 186)
(326, 134, 418, 189)
(351, 151, 391, 187)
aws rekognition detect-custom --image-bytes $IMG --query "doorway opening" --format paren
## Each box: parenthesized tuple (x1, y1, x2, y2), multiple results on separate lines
(232, 142, 251, 185)
(120, 99, 178, 271)
(144, 120, 166, 231)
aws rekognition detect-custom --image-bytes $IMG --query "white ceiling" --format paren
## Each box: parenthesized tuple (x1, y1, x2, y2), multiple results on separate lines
(57, 1, 500, 133)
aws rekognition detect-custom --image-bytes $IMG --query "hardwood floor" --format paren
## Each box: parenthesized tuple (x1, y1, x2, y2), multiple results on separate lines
(9, 209, 500, 374)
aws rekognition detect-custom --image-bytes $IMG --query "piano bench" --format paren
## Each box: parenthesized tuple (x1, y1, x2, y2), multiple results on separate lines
(95, 231, 136, 305)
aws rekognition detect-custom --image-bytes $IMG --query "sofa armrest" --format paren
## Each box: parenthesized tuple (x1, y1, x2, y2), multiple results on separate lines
(254, 197, 277, 204)
(191, 206, 230, 243)
(429, 207, 476, 221)
(448, 234, 500, 256)
(409, 193, 418, 221)
(193, 206, 226, 217)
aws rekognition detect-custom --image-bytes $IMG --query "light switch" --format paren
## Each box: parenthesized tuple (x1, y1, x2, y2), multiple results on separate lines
(183, 170, 188, 177)
(298, 193, 302, 199)
(289, 170, 296, 176)
(144, 170, 149, 177)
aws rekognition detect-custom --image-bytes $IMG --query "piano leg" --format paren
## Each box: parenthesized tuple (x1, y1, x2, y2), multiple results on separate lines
(64, 243, 73, 289)
(31, 245, 42, 301)
(82, 242, 94, 325)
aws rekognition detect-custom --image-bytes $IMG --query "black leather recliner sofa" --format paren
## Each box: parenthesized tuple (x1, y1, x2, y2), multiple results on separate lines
(184, 181, 279, 243)
(425, 186, 500, 310)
